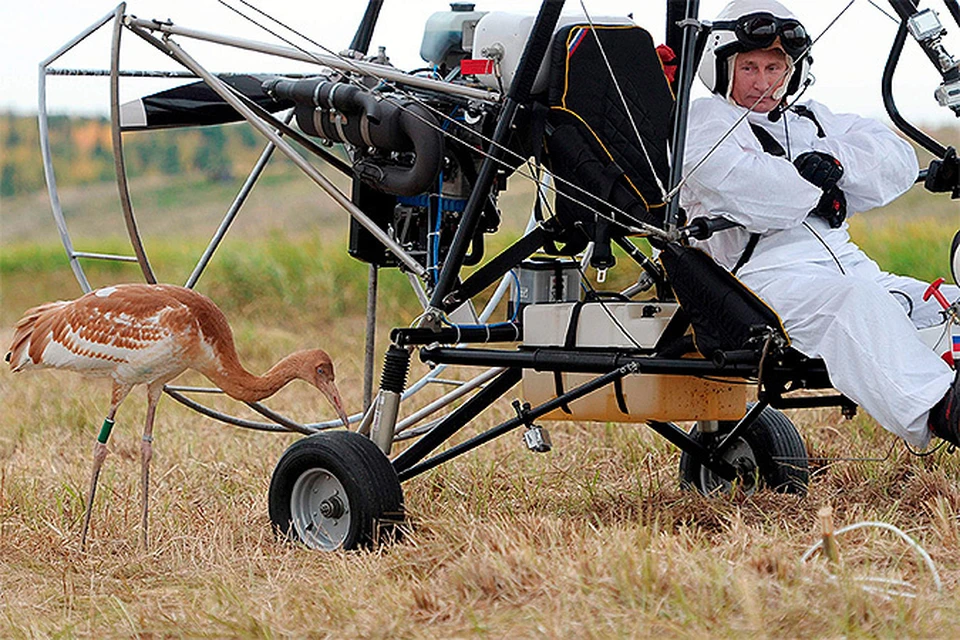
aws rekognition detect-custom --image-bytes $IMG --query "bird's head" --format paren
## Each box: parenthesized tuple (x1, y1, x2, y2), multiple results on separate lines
(296, 349, 349, 428)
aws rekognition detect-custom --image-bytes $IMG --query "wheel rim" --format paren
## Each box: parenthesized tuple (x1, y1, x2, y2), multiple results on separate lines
(698, 438, 759, 496)
(290, 468, 351, 551)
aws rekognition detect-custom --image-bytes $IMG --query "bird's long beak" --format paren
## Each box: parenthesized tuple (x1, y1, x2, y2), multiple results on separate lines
(318, 379, 349, 428)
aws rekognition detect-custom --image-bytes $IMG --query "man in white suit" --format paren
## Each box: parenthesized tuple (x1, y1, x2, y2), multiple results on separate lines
(679, 0, 960, 448)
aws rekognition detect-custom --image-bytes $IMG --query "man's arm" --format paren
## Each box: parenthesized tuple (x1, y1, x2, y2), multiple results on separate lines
(804, 100, 919, 213)
(681, 98, 821, 233)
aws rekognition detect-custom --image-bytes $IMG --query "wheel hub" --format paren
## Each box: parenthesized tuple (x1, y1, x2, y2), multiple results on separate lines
(319, 495, 345, 519)
(731, 455, 758, 491)
(289, 468, 351, 550)
(699, 438, 759, 496)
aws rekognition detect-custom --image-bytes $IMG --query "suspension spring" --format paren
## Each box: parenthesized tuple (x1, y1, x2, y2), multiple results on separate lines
(380, 345, 410, 394)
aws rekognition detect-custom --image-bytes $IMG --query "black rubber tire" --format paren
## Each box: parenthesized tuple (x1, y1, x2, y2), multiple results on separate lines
(269, 430, 404, 551)
(679, 404, 809, 496)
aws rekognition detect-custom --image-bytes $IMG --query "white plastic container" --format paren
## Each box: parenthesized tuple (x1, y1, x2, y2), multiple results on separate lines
(521, 302, 748, 422)
(420, 3, 488, 67)
(470, 11, 633, 93)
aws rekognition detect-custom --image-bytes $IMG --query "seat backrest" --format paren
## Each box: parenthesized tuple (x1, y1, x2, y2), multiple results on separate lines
(545, 23, 674, 234)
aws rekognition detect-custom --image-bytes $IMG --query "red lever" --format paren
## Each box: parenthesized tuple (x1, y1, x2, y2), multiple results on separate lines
(924, 277, 951, 310)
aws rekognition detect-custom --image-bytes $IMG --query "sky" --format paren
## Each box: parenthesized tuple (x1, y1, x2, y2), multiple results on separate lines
(1, 0, 958, 127)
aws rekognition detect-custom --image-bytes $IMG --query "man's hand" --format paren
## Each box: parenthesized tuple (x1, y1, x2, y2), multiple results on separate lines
(794, 151, 844, 191)
(811, 185, 847, 228)
(925, 146, 959, 198)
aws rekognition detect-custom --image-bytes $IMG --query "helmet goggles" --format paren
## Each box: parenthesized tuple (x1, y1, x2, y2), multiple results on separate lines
(712, 12, 810, 58)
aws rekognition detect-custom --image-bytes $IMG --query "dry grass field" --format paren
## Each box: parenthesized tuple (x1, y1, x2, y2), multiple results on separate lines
(1, 131, 960, 636)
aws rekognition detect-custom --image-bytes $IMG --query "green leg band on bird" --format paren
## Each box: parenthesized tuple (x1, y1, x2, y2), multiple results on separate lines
(97, 418, 115, 444)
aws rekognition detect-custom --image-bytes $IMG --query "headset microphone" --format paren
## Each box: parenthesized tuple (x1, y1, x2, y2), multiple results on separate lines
(767, 74, 814, 123)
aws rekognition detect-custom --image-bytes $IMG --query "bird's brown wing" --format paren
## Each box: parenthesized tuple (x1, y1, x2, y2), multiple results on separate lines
(8, 285, 199, 376)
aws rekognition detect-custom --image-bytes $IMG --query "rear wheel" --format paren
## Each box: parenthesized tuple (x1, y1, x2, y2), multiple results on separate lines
(679, 404, 809, 496)
(269, 431, 404, 551)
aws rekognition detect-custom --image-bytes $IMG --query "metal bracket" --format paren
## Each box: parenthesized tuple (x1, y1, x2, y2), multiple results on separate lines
(675, 18, 704, 30)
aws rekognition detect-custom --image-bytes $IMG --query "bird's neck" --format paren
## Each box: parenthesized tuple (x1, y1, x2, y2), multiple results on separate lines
(206, 354, 301, 402)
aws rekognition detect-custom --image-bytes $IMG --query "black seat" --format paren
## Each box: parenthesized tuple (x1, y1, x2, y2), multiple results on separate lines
(539, 22, 675, 266)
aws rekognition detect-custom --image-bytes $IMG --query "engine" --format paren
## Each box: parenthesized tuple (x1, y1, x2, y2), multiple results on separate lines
(262, 61, 500, 276)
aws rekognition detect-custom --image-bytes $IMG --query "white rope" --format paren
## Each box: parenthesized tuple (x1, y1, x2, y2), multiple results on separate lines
(800, 520, 943, 594)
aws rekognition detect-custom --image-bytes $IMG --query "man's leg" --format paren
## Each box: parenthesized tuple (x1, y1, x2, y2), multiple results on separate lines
(746, 265, 954, 447)
(840, 246, 959, 329)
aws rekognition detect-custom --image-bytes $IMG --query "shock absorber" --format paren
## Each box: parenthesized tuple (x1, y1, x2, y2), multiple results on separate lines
(370, 344, 411, 454)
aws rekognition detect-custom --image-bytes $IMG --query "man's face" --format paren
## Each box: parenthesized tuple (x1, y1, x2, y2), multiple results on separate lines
(730, 47, 789, 113)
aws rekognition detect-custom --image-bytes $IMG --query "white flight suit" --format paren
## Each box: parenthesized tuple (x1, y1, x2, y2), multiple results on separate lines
(680, 94, 957, 447)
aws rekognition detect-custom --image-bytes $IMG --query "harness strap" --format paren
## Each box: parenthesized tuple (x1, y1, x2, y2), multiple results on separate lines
(749, 123, 787, 157)
(792, 105, 826, 138)
(553, 300, 589, 414)
(735, 107, 826, 274)
(613, 377, 630, 414)
(732, 232, 761, 276)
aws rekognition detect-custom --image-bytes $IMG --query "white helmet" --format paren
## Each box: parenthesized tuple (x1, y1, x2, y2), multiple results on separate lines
(699, 0, 812, 100)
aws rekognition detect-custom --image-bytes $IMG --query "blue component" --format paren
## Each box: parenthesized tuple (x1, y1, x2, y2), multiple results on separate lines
(396, 195, 468, 213)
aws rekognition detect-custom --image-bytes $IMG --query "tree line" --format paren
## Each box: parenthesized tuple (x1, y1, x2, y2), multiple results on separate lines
(1, 112, 274, 198)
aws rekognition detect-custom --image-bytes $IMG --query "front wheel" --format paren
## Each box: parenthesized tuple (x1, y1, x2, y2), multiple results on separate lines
(679, 404, 809, 496)
(269, 431, 404, 551)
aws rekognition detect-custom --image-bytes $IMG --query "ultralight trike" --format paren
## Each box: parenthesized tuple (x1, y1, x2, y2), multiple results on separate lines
(38, 0, 960, 550)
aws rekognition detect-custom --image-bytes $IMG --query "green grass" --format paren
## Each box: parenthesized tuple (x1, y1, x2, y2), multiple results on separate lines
(0, 233, 423, 328)
(850, 217, 955, 283)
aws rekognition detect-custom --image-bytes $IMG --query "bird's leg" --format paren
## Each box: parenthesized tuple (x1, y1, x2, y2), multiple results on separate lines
(140, 384, 163, 551)
(81, 384, 130, 551)
(80, 416, 117, 549)
(80, 416, 112, 550)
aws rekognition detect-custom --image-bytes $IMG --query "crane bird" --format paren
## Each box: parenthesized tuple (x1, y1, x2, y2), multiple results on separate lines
(6, 283, 349, 550)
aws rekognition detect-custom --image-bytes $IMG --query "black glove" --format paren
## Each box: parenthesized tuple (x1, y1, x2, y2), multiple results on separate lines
(794, 151, 844, 191)
(925, 146, 960, 197)
(811, 185, 847, 228)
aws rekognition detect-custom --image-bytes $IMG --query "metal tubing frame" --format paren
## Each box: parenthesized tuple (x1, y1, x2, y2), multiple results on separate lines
(395, 362, 738, 483)
(185, 110, 294, 288)
(363, 265, 379, 413)
(143, 31, 427, 278)
(124, 17, 499, 105)
(394, 367, 506, 434)
(646, 419, 723, 471)
(713, 399, 768, 458)
(391, 367, 524, 478)
(38, 4, 127, 293)
(111, 6, 157, 284)
(882, 21, 950, 158)
(664, 0, 701, 230)
(946, 0, 960, 28)
(418, 346, 759, 376)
